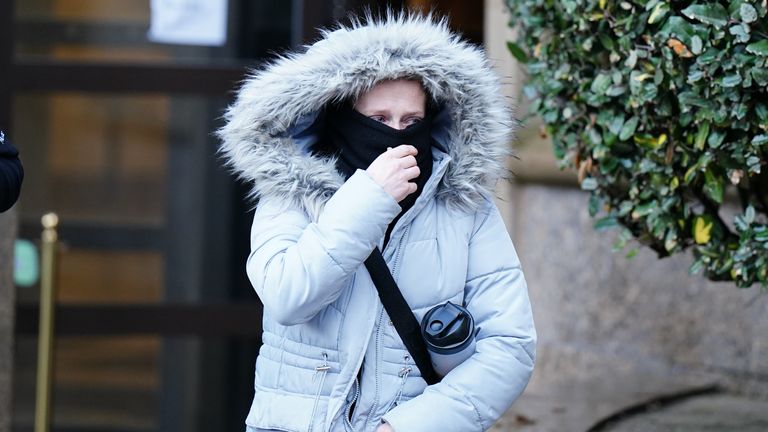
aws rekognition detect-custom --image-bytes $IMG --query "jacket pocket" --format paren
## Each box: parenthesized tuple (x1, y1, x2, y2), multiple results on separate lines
(251, 338, 340, 432)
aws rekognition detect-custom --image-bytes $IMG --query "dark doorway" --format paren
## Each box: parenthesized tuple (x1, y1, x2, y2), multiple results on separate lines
(3, 1, 486, 430)
(6, 1, 293, 431)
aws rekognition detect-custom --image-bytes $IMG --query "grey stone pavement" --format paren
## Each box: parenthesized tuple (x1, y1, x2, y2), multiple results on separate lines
(488, 348, 768, 432)
(493, 384, 768, 432)
(596, 394, 768, 432)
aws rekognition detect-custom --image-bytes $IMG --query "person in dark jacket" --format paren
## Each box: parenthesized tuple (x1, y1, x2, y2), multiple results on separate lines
(0, 131, 24, 212)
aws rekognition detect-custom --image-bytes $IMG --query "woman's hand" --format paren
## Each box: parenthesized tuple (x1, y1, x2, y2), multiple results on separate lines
(366, 145, 420, 203)
(376, 422, 395, 432)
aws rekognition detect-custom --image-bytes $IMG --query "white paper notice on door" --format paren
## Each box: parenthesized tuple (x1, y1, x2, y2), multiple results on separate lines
(148, 0, 228, 47)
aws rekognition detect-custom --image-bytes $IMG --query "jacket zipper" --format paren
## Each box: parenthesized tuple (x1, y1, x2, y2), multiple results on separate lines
(363, 225, 410, 427)
(308, 352, 329, 432)
(343, 376, 360, 431)
(391, 225, 410, 276)
(363, 308, 385, 428)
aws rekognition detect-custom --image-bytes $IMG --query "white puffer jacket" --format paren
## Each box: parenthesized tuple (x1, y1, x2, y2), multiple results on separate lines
(218, 13, 536, 432)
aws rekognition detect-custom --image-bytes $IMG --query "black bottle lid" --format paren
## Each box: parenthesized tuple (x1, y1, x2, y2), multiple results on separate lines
(422, 302, 473, 350)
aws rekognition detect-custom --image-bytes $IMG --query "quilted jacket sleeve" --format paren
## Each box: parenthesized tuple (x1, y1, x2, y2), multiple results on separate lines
(382, 197, 536, 432)
(246, 170, 401, 326)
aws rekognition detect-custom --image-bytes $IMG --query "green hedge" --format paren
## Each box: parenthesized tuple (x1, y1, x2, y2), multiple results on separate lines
(506, 0, 768, 287)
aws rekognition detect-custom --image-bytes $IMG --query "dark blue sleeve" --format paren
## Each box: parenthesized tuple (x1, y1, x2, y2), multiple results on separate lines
(0, 134, 24, 212)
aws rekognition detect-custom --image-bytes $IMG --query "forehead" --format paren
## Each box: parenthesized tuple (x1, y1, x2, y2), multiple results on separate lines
(355, 79, 426, 112)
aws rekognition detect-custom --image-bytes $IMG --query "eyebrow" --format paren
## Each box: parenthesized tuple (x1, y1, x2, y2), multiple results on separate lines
(367, 109, 424, 116)
(404, 110, 425, 117)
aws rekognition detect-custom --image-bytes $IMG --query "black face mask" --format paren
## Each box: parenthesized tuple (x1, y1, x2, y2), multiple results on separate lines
(321, 104, 434, 217)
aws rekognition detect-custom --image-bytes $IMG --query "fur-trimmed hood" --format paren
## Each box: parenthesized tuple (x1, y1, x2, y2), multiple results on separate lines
(218, 13, 515, 219)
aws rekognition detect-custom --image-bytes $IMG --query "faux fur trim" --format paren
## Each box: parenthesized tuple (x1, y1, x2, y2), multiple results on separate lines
(217, 12, 515, 220)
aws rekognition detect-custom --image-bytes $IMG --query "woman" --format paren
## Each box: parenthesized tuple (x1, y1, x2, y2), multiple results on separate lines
(218, 14, 536, 432)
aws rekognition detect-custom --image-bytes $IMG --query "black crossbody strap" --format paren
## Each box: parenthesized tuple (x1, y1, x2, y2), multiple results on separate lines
(364, 248, 440, 385)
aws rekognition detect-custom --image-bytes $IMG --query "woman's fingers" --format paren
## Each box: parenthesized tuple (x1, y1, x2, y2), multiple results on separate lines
(366, 144, 422, 202)
(399, 155, 417, 168)
(388, 144, 417, 158)
(403, 165, 420, 180)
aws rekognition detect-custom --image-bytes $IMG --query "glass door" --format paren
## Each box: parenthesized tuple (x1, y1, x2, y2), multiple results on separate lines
(5, 1, 486, 430)
(7, 1, 293, 431)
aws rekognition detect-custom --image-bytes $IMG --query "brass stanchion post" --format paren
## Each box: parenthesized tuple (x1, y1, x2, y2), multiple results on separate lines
(34, 213, 59, 432)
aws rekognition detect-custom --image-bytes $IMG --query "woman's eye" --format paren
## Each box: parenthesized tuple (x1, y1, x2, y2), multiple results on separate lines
(404, 117, 423, 126)
(370, 115, 387, 123)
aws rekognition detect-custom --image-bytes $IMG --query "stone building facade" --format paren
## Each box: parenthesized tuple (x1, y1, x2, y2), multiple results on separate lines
(484, 0, 768, 410)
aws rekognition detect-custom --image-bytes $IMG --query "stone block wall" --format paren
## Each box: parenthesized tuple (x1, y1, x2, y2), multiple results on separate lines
(507, 184, 768, 399)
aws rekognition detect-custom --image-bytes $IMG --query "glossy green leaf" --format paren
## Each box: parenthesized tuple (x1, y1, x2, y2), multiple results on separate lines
(634, 133, 667, 150)
(747, 156, 762, 174)
(625, 50, 639, 68)
(728, 24, 750, 43)
(745, 205, 756, 224)
(707, 130, 726, 148)
(688, 68, 705, 83)
(632, 201, 657, 218)
(693, 215, 715, 244)
(581, 177, 599, 190)
(648, 2, 670, 24)
(691, 35, 704, 54)
(664, 229, 679, 252)
(740, 3, 758, 23)
(756, 104, 768, 122)
(695, 122, 710, 150)
(703, 169, 724, 204)
(689, 259, 705, 275)
(594, 216, 619, 231)
(506, 41, 529, 63)
(591, 73, 613, 94)
(721, 73, 742, 87)
(697, 47, 721, 64)
(598, 34, 615, 51)
(752, 67, 768, 86)
(755, 227, 768, 242)
(682, 3, 729, 29)
(684, 165, 699, 184)
(619, 116, 639, 140)
(588, 193, 601, 216)
(734, 215, 750, 232)
(608, 115, 625, 135)
(746, 40, 768, 56)
(606, 85, 627, 96)
(662, 16, 697, 42)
